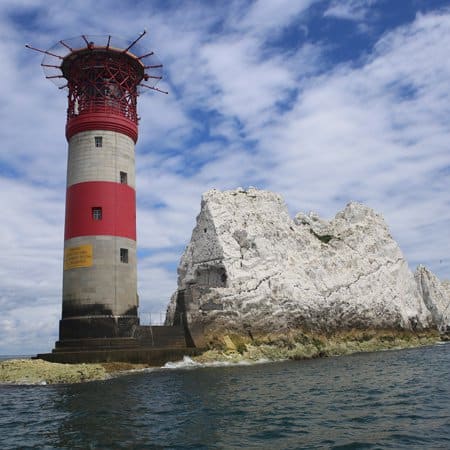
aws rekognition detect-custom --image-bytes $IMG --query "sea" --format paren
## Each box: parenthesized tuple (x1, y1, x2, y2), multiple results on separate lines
(0, 343, 449, 449)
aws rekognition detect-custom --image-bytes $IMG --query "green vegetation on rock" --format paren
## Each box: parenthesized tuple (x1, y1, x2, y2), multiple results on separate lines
(0, 359, 109, 384)
(195, 329, 442, 363)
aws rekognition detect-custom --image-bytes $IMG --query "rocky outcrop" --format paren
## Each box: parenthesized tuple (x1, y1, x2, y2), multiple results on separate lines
(0, 359, 155, 384)
(0, 359, 107, 384)
(415, 265, 450, 331)
(166, 188, 447, 346)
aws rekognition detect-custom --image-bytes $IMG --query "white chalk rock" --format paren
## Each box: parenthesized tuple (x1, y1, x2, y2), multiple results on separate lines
(167, 188, 439, 340)
(415, 265, 450, 331)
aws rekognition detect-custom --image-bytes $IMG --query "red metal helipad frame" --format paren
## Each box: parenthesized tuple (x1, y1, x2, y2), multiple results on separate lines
(26, 31, 167, 142)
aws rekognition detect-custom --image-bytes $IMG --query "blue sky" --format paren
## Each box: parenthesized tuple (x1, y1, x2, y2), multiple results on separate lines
(0, 0, 449, 355)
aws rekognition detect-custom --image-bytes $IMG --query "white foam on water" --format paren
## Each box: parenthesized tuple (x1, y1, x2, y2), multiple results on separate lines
(161, 355, 272, 370)
(109, 366, 159, 379)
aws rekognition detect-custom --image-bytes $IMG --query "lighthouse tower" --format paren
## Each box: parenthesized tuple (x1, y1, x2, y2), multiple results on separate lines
(27, 33, 166, 347)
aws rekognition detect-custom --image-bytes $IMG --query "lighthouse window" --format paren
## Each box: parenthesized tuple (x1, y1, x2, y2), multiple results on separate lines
(120, 171, 128, 184)
(94, 136, 103, 148)
(120, 248, 129, 263)
(92, 207, 102, 220)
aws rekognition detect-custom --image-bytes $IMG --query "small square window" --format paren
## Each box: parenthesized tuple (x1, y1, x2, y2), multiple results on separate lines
(120, 248, 129, 263)
(92, 207, 102, 220)
(120, 171, 128, 184)
(94, 136, 103, 148)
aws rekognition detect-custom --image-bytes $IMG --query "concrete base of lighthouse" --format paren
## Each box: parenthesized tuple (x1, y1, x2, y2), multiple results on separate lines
(36, 322, 200, 365)
(59, 316, 140, 340)
(36, 346, 202, 365)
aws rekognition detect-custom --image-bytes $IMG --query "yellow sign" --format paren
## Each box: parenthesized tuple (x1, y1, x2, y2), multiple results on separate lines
(64, 245, 93, 270)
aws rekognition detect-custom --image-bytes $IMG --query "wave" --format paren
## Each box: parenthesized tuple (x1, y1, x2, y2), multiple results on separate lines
(162, 355, 272, 370)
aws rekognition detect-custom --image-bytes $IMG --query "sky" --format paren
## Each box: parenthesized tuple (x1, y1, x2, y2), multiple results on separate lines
(0, 0, 449, 355)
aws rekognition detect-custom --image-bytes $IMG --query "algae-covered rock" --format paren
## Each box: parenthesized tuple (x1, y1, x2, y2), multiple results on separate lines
(192, 329, 441, 364)
(0, 359, 108, 384)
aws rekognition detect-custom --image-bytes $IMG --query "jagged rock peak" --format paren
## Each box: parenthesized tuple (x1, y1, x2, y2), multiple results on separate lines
(415, 265, 450, 331)
(167, 188, 444, 345)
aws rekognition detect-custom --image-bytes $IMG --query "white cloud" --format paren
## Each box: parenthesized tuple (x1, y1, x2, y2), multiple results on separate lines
(237, 0, 316, 35)
(324, 0, 377, 21)
(261, 10, 450, 277)
(200, 36, 294, 129)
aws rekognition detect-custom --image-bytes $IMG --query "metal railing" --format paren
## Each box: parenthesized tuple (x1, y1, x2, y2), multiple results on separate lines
(139, 311, 167, 326)
(139, 312, 186, 327)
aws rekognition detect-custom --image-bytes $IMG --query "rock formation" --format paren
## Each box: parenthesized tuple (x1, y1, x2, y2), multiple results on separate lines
(415, 265, 450, 331)
(166, 188, 449, 346)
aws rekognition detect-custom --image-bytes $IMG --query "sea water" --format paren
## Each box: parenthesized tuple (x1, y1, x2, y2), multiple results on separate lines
(1, 343, 449, 449)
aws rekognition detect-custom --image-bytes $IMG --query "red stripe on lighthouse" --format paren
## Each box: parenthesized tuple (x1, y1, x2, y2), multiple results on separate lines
(66, 112, 138, 143)
(64, 181, 136, 240)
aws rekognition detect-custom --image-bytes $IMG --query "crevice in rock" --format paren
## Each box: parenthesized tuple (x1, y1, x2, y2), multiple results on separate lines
(321, 257, 404, 299)
(310, 229, 335, 244)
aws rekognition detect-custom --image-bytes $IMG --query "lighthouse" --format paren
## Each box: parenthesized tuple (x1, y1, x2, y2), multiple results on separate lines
(27, 33, 167, 350)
